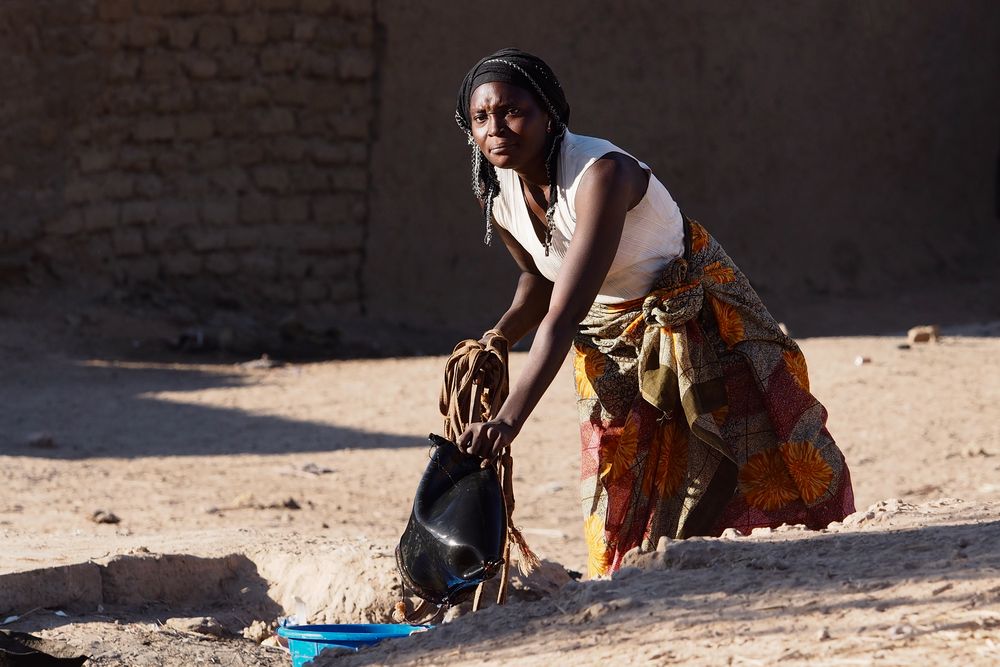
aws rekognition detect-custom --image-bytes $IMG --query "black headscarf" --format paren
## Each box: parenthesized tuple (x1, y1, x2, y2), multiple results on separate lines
(455, 47, 570, 133)
(454, 48, 570, 253)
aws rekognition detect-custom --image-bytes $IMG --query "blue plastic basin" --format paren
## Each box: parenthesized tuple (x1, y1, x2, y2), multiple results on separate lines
(277, 624, 427, 666)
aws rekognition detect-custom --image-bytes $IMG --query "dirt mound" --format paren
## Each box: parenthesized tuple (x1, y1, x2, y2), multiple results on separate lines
(316, 499, 1000, 666)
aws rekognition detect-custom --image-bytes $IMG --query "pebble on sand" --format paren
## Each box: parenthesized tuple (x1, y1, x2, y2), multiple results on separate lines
(165, 616, 227, 637)
(90, 509, 121, 524)
(907, 325, 940, 344)
(241, 619, 273, 643)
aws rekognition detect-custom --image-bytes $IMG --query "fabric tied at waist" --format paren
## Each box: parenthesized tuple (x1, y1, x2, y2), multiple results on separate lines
(575, 219, 853, 560)
(628, 267, 733, 464)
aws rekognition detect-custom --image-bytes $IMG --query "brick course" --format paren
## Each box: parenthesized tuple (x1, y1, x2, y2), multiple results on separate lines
(0, 0, 374, 322)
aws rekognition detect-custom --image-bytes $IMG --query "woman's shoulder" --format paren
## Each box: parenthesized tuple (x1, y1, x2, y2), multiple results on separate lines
(561, 130, 621, 160)
(559, 130, 647, 188)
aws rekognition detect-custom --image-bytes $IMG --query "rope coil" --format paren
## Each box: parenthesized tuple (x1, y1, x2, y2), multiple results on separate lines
(439, 330, 540, 609)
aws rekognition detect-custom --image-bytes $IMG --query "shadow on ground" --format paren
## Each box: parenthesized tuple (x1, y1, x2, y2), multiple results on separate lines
(0, 359, 423, 459)
(327, 517, 1000, 665)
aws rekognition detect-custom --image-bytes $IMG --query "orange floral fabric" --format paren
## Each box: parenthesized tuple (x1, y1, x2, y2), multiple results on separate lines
(576, 219, 855, 575)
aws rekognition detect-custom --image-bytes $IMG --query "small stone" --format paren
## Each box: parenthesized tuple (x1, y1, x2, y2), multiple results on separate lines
(774, 523, 809, 532)
(907, 325, 939, 344)
(300, 463, 333, 475)
(241, 619, 272, 643)
(887, 623, 914, 639)
(91, 510, 121, 524)
(27, 432, 56, 449)
(442, 606, 464, 623)
(931, 582, 953, 596)
(854, 355, 871, 366)
(260, 635, 286, 648)
(239, 354, 283, 370)
(817, 627, 831, 641)
(896, 343, 911, 350)
(165, 616, 226, 637)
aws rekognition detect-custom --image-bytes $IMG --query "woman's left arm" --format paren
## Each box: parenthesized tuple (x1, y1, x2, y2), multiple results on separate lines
(459, 153, 648, 458)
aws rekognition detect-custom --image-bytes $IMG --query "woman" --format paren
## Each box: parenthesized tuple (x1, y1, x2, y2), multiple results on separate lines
(454, 48, 855, 578)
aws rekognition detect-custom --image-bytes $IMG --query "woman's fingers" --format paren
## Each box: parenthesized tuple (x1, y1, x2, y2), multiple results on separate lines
(459, 421, 515, 460)
(472, 423, 493, 459)
(457, 426, 474, 452)
(487, 427, 505, 458)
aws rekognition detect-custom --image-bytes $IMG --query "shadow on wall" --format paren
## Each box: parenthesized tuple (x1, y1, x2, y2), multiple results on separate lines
(365, 1, 1000, 341)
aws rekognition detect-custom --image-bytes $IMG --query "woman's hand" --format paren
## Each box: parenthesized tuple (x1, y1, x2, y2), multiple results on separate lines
(457, 419, 518, 460)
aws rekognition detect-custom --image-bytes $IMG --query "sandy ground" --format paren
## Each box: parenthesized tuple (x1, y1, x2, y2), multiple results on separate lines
(1, 288, 998, 665)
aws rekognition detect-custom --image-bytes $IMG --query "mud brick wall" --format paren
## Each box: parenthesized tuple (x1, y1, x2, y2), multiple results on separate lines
(0, 0, 374, 323)
(3, 2, 999, 341)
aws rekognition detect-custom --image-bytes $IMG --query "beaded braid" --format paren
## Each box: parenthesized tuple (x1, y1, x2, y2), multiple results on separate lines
(455, 59, 568, 255)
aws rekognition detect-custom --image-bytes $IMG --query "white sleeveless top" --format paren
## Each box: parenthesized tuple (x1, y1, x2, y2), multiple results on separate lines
(490, 130, 684, 304)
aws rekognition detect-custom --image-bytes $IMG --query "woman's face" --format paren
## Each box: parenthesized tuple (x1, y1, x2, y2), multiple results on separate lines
(469, 81, 550, 173)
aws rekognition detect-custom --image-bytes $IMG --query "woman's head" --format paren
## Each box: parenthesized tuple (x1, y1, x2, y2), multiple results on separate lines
(467, 81, 550, 173)
(455, 48, 570, 144)
(455, 48, 570, 251)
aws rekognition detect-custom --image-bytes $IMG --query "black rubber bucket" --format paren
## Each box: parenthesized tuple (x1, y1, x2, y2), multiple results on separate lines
(396, 434, 507, 605)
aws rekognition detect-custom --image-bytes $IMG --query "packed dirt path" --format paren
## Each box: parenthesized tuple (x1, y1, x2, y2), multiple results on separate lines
(1, 292, 998, 665)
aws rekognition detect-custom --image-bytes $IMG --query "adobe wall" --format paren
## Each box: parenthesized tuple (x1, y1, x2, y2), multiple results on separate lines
(1, 1, 998, 343)
(0, 0, 374, 327)
(367, 0, 1000, 336)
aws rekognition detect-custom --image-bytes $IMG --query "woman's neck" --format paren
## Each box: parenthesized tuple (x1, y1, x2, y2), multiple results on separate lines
(514, 160, 549, 189)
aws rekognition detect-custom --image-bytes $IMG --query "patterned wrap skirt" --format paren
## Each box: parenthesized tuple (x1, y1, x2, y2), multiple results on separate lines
(574, 219, 855, 577)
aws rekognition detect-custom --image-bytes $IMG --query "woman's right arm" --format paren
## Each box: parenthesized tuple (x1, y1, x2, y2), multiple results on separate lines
(485, 225, 552, 346)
